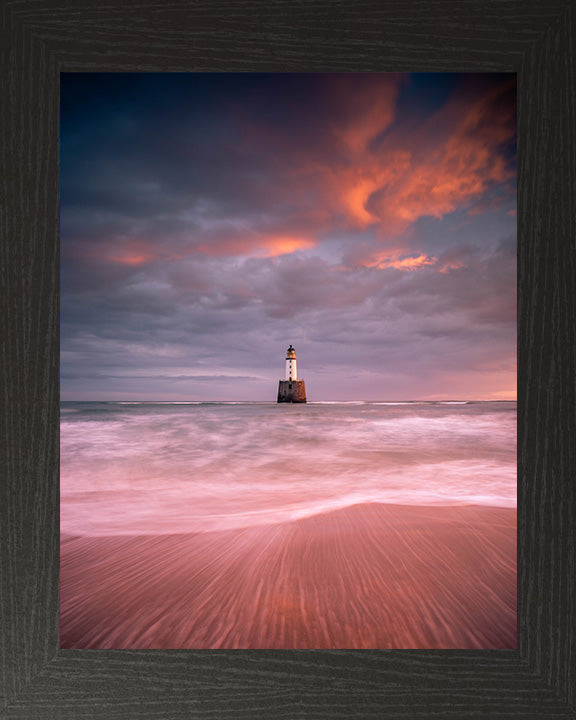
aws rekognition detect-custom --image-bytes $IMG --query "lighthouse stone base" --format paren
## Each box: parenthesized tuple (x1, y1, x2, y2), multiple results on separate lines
(277, 380, 306, 403)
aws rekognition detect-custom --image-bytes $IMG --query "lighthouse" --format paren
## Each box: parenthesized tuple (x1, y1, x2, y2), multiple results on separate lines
(277, 345, 307, 403)
(286, 344, 297, 381)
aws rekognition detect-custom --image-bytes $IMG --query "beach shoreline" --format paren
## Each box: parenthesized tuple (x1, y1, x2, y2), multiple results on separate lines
(61, 501, 516, 650)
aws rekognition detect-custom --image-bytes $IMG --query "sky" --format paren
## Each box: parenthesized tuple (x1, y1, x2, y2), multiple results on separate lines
(60, 73, 516, 401)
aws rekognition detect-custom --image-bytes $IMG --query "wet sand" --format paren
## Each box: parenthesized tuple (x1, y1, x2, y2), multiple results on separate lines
(60, 502, 516, 649)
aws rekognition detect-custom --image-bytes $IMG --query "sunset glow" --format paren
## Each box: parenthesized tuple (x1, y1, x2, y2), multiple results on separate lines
(369, 253, 439, 271)
(61, 73, 516, 401)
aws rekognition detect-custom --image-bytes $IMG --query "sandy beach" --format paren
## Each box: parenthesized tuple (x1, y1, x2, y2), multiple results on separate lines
(60, 502, 516, 649)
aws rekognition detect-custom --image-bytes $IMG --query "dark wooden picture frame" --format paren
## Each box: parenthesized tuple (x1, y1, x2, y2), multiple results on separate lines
(1, 1, 574, 717)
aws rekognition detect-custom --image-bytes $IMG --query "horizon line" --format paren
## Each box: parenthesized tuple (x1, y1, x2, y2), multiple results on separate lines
(60, 398, 517, 403)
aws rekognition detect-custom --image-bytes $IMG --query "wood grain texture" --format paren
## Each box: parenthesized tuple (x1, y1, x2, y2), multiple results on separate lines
(0, 0, 574, 717)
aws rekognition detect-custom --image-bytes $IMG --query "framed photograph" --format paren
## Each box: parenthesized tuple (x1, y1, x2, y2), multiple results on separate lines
(60, 70, 517, 653)
(2, 1, 574, 717)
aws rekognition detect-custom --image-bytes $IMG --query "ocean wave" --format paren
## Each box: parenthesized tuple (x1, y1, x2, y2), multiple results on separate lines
(309, 401, 366, 405)
(61, 402, 516, 535)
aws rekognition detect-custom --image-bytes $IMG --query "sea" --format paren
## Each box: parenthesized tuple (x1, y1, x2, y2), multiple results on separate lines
(60, 400, 517, 537)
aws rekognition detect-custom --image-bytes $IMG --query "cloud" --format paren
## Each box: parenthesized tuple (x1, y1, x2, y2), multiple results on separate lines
(195, 233, 317, 258)
(60, 73, 516, 400)
(364, 252, 439, 271)
(326, 78, 516, 236)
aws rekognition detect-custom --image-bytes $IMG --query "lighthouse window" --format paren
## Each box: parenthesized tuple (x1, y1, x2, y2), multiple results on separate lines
(289, 383, 292, 389)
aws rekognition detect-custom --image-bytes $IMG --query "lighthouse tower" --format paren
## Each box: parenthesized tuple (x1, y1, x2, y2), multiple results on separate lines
(277, 345, 307, 403)
(286, 344, 297, 381)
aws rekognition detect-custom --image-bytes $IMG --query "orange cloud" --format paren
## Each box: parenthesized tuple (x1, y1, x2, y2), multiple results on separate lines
(89, 231, 318, 265)
(365, 251, 438, 271)
(196, 234, 317, 258)
(106, 252, 157, 266)
(89, 240, 184, 266)
(439, 260, 466, 274)
(340, 152, 412, 227)
(327, 80, 515, 235)
(342, 177, 380, 226)
(259, 236, 317, 257)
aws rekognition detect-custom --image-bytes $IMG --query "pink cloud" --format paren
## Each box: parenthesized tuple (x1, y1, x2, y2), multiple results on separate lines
(83, 230, 318, 266)
(322, 79, 516, 235)
(439, 260, 466, 274)
(330, 74, 404, 156)
(87, 240, 184, 266)
(365, 252, 438, 271)
(195, 234, 317, 258)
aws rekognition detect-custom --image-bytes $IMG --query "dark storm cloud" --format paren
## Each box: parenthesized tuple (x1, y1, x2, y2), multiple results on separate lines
(61, 73, 516, 400)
